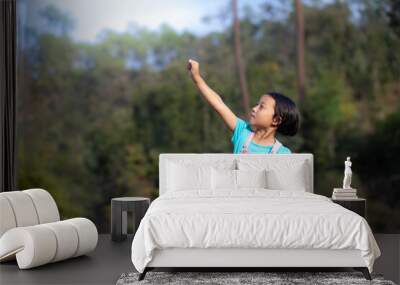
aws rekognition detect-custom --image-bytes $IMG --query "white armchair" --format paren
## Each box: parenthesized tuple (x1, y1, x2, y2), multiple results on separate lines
(0, 188, 98, 269)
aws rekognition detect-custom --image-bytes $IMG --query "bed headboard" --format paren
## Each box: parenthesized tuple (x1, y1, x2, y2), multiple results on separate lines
(159, 153, 314, 196)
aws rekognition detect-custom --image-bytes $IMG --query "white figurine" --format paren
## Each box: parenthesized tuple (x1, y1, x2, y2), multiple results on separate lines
(342, 156, 352, 189)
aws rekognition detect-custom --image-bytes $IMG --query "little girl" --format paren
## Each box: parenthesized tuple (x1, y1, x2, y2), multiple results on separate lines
(187, 59, 300, 154)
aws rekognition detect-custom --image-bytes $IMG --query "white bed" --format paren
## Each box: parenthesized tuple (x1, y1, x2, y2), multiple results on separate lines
(131, 153, 381, 281)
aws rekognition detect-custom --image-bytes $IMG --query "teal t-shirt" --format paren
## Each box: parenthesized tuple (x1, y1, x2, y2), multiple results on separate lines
(231, 116, 292, 154)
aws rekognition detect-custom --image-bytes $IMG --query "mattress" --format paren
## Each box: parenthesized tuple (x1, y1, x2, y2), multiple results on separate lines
(131, 189, 381, 273)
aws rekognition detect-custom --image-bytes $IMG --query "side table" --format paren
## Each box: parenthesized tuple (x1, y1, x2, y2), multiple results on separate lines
(111, 197, 150, 242)
(330, 197, 366, 219)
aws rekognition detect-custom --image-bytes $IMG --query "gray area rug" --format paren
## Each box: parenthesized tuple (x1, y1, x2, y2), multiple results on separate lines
(116, 271, 396, 285)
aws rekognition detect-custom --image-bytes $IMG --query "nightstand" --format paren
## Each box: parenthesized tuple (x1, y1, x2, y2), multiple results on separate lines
(111, 197, 151, 242)
(330, 198, 366, 219)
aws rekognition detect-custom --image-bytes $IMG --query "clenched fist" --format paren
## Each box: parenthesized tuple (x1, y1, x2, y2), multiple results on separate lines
(187, 59, 201, 80)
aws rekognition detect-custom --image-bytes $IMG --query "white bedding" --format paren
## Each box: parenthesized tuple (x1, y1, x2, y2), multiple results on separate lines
(131, 189, 381, 273)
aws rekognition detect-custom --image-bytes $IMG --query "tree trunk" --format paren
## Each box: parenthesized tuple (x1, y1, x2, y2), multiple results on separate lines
(232, 0, 251, 119)
(295, 0, 306, 104)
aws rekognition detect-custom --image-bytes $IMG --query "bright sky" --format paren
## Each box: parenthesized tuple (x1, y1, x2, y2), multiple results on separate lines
(22, 0, 280, 42)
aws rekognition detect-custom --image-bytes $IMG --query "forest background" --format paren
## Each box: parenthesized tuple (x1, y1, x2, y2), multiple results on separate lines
(16, 0, 400, 233)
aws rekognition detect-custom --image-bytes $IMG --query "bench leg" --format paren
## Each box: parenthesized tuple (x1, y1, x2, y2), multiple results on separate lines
(354, 267, 371, 280)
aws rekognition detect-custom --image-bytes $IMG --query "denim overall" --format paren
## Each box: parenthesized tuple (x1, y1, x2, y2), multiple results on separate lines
(240, 131, 282, 154)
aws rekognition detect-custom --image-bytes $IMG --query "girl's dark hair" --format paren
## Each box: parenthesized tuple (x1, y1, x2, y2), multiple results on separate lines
(266, 92, 300, 136)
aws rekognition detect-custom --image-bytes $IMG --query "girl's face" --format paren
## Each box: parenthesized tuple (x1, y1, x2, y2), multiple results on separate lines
(249, 95, 280, 130)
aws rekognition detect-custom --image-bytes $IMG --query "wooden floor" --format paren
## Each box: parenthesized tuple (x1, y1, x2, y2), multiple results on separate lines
(0, 234, 399, 285)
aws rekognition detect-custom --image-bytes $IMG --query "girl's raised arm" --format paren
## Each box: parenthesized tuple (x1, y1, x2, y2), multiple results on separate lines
(187, 59, 237, 132)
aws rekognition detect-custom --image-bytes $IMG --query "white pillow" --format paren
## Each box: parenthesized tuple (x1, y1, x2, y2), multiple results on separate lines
(265, 162, 308, 191)
(236, 169, 268, 189)
(237, 158, 309, 192)
(211, 168, 237, 190)
(211, 168, 268, 190)
(167, 161, 212, 191)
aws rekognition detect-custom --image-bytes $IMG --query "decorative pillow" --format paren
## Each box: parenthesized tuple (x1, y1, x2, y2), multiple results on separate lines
(166, 161, 212, 191)
(211, 168, 268, 190)
(236, 169, 268, 189)
(211, 168, 237, 190)
(237, 158, 310, 192)
(265, 162, 308, 191)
